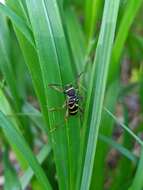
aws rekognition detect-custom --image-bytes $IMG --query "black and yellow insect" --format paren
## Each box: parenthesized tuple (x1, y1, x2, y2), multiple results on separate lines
(64, 84, 79, 116)
(48, 83, 82, 119)
(48, 72, 84, 119)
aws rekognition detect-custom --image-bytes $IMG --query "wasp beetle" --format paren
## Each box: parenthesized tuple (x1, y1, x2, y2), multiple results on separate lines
(48, 72, 84, 120)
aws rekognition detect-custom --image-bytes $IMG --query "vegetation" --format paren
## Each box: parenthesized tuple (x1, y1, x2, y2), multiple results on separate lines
(0, 0, 143, 189)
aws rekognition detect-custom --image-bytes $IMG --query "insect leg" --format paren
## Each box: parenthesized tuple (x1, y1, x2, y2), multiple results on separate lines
(48, 101, 67, 112)
(62, 100, 67, 108)
(48, 107, 64, 112)
(76, 71, 84, 88)
(64, 108, 69, 122)
(75, 72, 87, 96)
(49, 104, 67, 133)
(79, 106, 84, 114)
(49, 127, 57, 133)
(48, 84, 64, 93)
(49, 122, 65, 133)
(78, 95, 84, 101)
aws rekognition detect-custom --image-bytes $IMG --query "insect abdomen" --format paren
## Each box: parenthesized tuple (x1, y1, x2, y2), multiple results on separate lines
(68, 97, 78, 115)
(69, 104, 78, 115)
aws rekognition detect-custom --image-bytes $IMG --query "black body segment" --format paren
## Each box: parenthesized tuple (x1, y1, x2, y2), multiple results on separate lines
(64, 85, 79, 116)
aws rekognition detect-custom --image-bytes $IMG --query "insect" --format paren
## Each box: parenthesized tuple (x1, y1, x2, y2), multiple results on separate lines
(64, 84, 80, 116)
(48, 83, 82, 120)
(48, 73, 84, 120)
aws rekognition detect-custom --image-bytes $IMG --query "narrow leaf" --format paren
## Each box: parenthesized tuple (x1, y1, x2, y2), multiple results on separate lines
(99, 135, 137, 164)
(104, 107, 143, 147)
(20, 144, 51, 190)
(108, 0, 143, 84)
(0, 112, 52, 190)
(129, 149, 143, 190)
(80, 1, 120, 189)
(0, 3, 35, 47)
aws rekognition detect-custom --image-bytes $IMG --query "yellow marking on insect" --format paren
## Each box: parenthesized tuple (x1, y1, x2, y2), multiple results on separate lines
(70, 109, 78, 114)
(69, 103, 78, 110)
(66, 87, 74, 92)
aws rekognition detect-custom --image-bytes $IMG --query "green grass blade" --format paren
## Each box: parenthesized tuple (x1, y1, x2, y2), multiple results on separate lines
(88, 1, 143, 188)
(15, 30, 49, 132)
(25, 1, 69, 189)
(25, 0, 81, 189)
(20, 144, 51, 190)
(128, 149, 143, 190)
(104, 107, 143, 146)
(23, 103, 45, 131)
(80, 1, 120, 189)
(3, 147, 22, 190)
(0, 13, 21, 112)
(84, 0, 103, 44)
(64, 8, 86, 73)
(44, 2, 81, 188)
(108, 0, 143, 85)
(0, 88, 29, 169)
(0, 13, 33, 145)
(9, 26, 28, 101)
(0, 111, 52, 190)
(90, 80, 120, 190)
(0, 3, 35, 47)
(99, 135, 137, 164)
(128, 48, 143, 190)
(0, 0, 142, 189)
(5, 1, 50, 134)
(6, 0, 30, 24)
(110, 105, 135, 190)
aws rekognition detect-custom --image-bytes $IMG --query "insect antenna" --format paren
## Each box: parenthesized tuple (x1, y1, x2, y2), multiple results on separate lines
(48, 83, 62, 87)
(48, 83, 64, 93)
